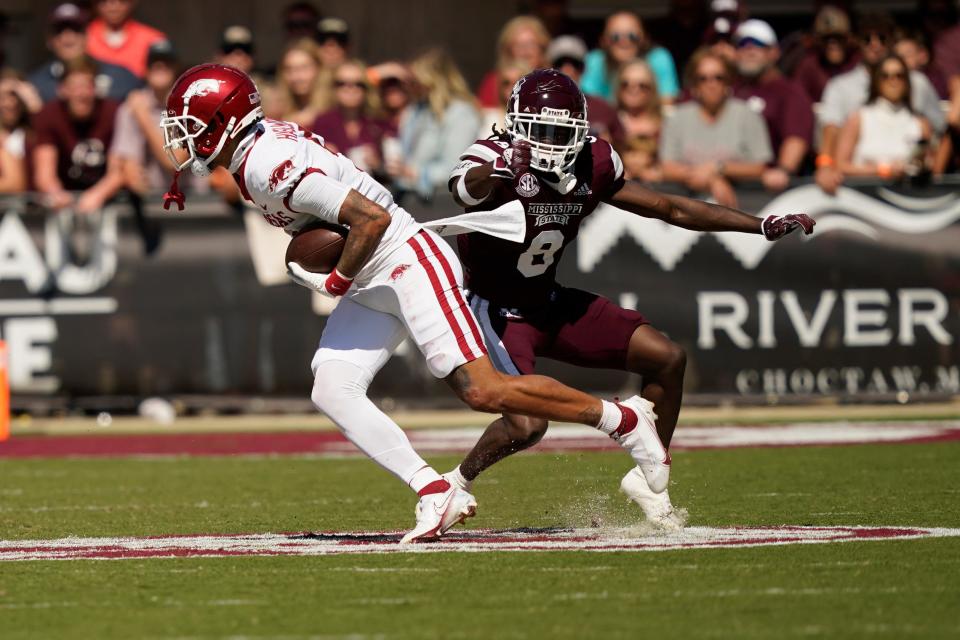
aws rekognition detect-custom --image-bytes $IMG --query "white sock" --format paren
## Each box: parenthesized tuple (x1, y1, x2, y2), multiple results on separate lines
(445, 465, 473, 492)
(595, 400, 623, 435)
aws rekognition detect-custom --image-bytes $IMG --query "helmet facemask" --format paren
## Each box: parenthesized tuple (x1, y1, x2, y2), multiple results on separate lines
(161, 104, 262, 178)
(506, 107, 589, 175)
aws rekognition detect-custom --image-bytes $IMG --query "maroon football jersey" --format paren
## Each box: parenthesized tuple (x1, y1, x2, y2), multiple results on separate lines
(453, 134, 624, 308)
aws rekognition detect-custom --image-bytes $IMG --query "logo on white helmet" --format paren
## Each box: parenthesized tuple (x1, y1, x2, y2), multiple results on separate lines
(183, 79, 224, 101)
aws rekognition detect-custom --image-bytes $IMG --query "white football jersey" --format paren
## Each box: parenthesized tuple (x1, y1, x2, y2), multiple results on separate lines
(230, 118, 421, 281)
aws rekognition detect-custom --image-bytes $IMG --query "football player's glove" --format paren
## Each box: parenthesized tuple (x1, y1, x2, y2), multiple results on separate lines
(287, 262, 353, 298)
(491, 140, 533, 180)
(761, 214, 815, 241)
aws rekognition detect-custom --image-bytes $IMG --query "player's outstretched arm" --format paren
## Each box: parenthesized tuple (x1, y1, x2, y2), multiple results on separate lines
(607, 181, 815, 240)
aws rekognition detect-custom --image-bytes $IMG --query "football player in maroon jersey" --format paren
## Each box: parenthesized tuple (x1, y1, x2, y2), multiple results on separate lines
(446, 69, 814, 528)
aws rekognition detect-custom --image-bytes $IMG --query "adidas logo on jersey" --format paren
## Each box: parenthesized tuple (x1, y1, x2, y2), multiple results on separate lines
(573, 182, 592, 196)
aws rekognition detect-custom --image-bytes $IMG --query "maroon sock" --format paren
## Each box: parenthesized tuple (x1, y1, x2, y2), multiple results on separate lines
(611, 403, 638, 439)
(417, 479, 451, 497)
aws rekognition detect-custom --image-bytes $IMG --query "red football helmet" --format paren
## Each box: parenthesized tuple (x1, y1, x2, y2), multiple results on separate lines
(504, 69, 589, 176)
(161, 63, 263, 178)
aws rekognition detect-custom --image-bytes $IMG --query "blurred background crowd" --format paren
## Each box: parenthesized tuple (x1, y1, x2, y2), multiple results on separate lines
(2, 0, 960, 239)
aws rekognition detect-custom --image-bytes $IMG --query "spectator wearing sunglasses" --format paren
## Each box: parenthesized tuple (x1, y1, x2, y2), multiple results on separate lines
(316, 18, 350, 71)
(547, 36, 624, 147)
(615, 59, 664, 182)
(791, 5, 859, 103)
(30, 3, 141, 103)
(311, 59, 387, 174)
(835, 54, 932, 181)
(816, 12, 944, 195)
(582, 11, 679, 104)
(475, 16, 550, 109)
(660, 49, 772, 208)
(733, 20, 814, 192)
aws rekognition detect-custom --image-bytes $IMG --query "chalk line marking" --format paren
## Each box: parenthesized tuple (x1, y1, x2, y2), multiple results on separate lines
(1, 526, 957, 560)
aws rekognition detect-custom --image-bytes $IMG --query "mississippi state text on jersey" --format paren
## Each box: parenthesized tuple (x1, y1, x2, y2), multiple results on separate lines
(452, 134, 624, 307)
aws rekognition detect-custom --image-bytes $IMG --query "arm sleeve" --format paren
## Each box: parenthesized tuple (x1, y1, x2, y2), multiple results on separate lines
(283, 170, 352, 225)
(647, 47, 679, 99)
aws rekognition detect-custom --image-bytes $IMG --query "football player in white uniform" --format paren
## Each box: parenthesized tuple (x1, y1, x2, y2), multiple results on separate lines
(161, 64, 670, 543)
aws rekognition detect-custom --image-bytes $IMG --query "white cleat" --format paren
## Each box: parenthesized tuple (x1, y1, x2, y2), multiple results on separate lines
(620, 466, 686, 532)
(442, 469, 473, 493)
(611, 396, 671, 493)
(399, 486, 477, 545)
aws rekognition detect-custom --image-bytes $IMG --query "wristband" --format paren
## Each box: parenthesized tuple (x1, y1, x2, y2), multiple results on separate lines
(324, 269, 354, 297)
(815, 154, 834, 169)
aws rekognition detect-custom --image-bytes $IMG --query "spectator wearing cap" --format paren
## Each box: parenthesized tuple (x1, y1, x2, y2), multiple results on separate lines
(0, 71, 36, 193)
(548, 36, 624, 148)
(477, 61, 530, 139)
(311, 59, 387, 174)
(264, 39, 330, 130)
(815, 12, 944, 195)
(615, 59, 664, 182)
(29, 3, 141, 103)
(32, 57, 124, 214)
(894, 30, 949, 99)
(283, 2, 321, 42)
(217, 26, 256, 75)
(475, 16, 550, 109)
(660, 49, 772, 208)
(791, 5, 860, 103)
(368, 61, 413, 134)
(733, 20, 814, 192)
(835, 54, 933, 181)
(582, 11, 679, 104)
(86, 0, 167, 79)
(388, 49, 480, 199)
(317, 18, 350, 70)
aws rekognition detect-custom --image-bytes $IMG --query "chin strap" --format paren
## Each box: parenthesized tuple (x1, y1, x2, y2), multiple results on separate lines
(162, 170, 186, 211)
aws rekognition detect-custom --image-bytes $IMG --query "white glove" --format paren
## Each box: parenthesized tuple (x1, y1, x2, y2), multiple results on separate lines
(287, 262, 335, 298)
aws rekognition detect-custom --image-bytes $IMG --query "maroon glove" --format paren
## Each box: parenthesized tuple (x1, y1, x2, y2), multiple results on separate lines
(491, 140, 532, 179)
(762, 214, 815, 241)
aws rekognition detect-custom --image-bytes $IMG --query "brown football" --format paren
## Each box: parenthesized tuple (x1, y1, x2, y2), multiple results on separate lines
(285, 221, 348, 274)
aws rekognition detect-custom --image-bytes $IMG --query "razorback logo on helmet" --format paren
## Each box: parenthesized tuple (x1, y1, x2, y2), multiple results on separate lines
(183, 79, 224, 101)
(269, 159, 295, 192)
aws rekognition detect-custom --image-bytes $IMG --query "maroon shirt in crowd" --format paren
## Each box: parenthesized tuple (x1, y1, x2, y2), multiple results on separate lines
(792, 50, 860, 103)
(310, 109, 387, 169)
(734, 75, 814, 159)
(33, 98, 119, 190)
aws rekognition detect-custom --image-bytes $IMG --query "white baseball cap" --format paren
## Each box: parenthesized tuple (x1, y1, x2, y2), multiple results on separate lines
(734, 19, 778, 47)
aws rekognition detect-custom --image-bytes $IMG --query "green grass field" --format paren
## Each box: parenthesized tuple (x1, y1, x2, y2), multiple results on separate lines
(2, 441, 959, 639)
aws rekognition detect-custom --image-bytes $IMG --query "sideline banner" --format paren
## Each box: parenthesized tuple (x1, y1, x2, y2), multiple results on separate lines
(0, 181, 957, 403)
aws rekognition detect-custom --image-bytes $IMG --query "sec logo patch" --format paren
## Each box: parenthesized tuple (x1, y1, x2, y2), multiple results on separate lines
(516, 173, 540, 197)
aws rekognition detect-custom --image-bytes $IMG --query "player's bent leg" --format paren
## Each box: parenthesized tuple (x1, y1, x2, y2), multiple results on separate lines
(454, 413, 549, 485)
(626, 325, 687, 448)
(445, 356, 670, 492)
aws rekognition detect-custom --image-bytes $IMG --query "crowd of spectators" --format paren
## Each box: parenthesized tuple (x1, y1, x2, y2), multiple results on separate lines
(4, 0, 960, 242)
